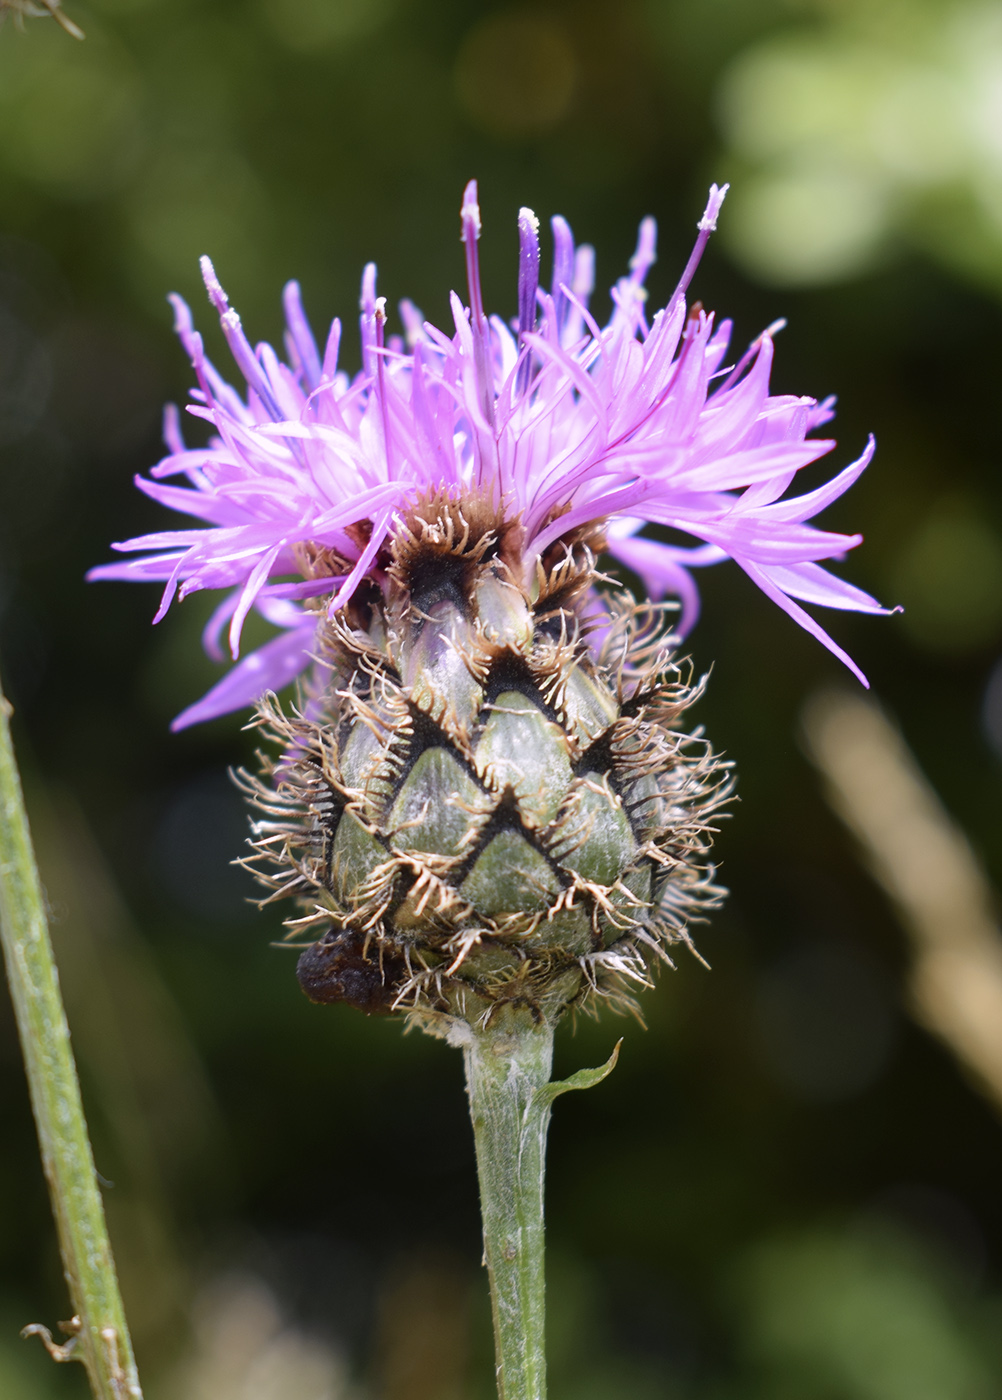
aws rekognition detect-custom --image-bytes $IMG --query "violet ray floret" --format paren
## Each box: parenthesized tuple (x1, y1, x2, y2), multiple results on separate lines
(89, 182, 891, 730)
(516, 206, 541, 399)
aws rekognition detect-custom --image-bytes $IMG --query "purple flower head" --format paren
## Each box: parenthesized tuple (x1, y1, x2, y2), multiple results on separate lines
(90, 181, 888, 730)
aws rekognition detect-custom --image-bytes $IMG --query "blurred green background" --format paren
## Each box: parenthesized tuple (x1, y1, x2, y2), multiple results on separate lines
(3, 0, 1002, 1396)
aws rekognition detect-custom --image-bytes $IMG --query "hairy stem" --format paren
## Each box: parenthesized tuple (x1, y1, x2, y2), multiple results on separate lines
(0, 676, 142, 1400)
(463, 1011, 554, 1400)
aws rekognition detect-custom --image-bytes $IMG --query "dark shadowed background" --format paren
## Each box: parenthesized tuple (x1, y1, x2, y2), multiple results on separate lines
(2, 0, 1002, 1396)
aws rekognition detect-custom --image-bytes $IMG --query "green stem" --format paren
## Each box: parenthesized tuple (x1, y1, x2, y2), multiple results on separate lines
(0, 676, 142, 1400)
(463, 1011, 554, 1400)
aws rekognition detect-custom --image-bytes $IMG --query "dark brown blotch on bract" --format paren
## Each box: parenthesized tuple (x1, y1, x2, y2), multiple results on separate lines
(296, 929, 405, 1015)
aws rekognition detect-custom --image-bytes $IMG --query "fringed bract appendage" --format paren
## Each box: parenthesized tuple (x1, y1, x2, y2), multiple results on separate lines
(239, 495, 731, 1033)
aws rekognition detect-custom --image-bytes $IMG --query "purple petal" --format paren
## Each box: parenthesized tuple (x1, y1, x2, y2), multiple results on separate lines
(171, 621, 317, 731)
(136, 475, 252, 526)
(737, 556, 869, 686)
(605, 534, 702, 634)
(282, 280, 323, 392)
(201, 257, 285, 422)
(761, 436, 876, 524)
(228, 542, 285, 658)
(87, 552, 186, 584)
(94, 183, 883, 729)
(760, 561, 890, 614)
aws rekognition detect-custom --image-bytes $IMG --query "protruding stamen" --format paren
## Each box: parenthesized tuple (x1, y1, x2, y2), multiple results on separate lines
(629, 216, 658, 285)
(516, 207, 540, 397)
(374, 296, 394, 471)
(668, 182, 729, 312)
(698, 183, 729, 232)
(460, 178, 496, 428)
(201, 256, 284, 421)
(162, 402, 184, 455)
(321, 317, 342, 382)
(573, 244, 595, 302)
(359, 262, 378, 378)
(460, 179, 482, 250)
(611, 218, 657, 331)
(716, 316, 786, 394)
(551, 214, 574, 334)
(398, 299, 427, 349)
(282, 280, 322, 393)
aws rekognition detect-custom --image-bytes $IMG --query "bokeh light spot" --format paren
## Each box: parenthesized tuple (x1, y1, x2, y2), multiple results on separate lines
(455, 9, 577, 139)
(871, 70, 968, 185)
(718, 41, 881, 165)
(722, 167, 888, 286)
(714, 9, 1002, 295)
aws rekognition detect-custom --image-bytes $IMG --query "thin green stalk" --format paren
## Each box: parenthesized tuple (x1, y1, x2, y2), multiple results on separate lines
(462, 1009, 622, 1400)
(463, 1012, 554, 1400)
(0, 675, 142, 1400)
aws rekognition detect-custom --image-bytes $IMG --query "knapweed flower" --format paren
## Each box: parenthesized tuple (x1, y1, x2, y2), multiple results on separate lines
(93, 182, 885, 1024)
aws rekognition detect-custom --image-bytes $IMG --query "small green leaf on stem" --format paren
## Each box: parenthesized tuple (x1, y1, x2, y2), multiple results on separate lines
(533, 1038, 622, 1108)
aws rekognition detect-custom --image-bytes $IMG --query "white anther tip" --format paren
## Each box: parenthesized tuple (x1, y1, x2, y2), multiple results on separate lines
(461, 178, 482, 240)
(698, 183, 729, 232)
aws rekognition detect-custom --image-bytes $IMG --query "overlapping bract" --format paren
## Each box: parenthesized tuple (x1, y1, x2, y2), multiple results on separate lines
(90, 184, 885, 729)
